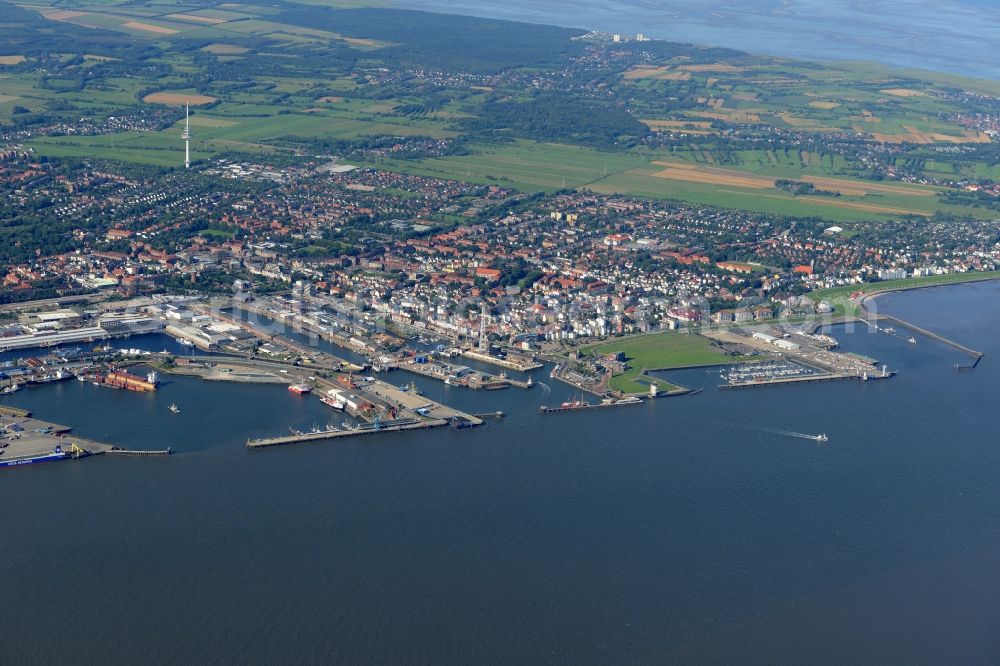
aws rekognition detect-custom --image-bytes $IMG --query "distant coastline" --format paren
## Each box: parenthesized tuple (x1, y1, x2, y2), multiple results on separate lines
(394, 0, 1000, 81)
(858, 274, 1000, 313)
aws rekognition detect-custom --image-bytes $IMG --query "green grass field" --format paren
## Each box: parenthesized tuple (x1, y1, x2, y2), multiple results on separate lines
(629, 55, 994, 141)
(582, 331, 744, 394)
(808, 271, 1000, 315)
(367, 141, 648, 190)
(366, 141, 992, 221)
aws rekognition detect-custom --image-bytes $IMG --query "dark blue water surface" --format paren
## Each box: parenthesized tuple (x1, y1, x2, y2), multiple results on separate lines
(3, 282, 1000, 664)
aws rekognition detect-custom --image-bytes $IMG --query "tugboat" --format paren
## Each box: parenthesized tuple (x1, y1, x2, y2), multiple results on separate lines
(169, 403, 181, 414)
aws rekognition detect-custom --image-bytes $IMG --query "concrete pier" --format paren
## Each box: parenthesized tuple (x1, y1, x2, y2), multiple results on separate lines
(191, 305, 365, 372)
(540, 397, 644, 414)
(399, 360, 510, 390)
(719, 370, 893, 390)
(0, 414, 115, 466)
(872, 313, 984, 360)
(460, 348, 543, 372)
(246, 418, 443, 448)
(105, 447, 172, 456)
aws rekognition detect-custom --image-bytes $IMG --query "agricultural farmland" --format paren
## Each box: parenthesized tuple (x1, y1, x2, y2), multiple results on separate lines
(4, 0, 1000, 222)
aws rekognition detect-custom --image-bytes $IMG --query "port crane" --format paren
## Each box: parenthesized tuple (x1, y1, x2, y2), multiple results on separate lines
(61, 437, 87, 458)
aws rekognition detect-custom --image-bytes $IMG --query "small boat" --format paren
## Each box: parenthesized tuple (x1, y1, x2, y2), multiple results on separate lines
(76, 375, 86, 382)
(169, 403, 180, 414)
(813, 433, 828, 442)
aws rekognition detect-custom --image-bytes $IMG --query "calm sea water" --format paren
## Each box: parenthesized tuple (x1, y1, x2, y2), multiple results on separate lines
(395, 0, 1000, 80)
(3, 282, 1000, 664)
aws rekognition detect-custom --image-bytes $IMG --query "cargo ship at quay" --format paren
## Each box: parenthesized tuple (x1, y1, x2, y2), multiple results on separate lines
(0, 447, 75, 468)
(102, 370, 159, 392)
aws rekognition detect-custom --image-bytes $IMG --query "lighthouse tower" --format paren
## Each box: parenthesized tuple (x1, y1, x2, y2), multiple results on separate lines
(182, 103, 191, 169)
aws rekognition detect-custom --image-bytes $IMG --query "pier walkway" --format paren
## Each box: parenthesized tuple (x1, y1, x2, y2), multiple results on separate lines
(540, 397, 643, 414)
(246, 418, 444, 448)
(872, 313, 984, 361)
(104, 447, 172, 457)
(720, 370, 892, 390)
